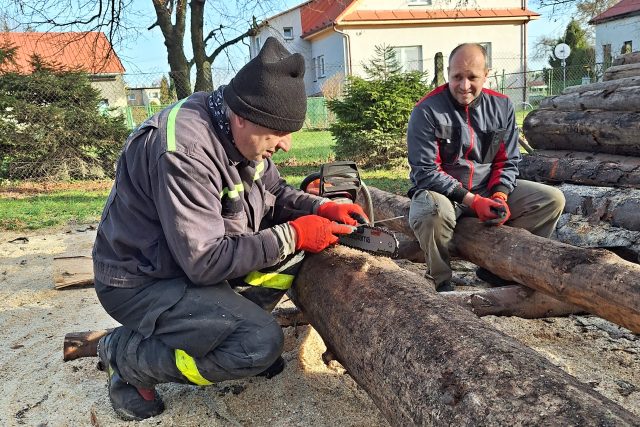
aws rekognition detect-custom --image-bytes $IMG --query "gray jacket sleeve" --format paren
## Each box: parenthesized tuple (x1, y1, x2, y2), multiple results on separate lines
(407, 106, 466, 199)
(152, 150, 281, 286)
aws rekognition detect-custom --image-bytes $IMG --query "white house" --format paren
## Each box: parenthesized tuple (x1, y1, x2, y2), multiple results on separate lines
(252, 0, 540, 103)
(589, 0, 640, 67)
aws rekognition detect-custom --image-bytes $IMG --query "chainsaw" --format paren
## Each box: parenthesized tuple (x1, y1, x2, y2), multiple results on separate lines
(300, 161, 399, 258)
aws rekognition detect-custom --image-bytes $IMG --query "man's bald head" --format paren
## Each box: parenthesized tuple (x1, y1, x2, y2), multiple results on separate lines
(448, 43, 488, 71)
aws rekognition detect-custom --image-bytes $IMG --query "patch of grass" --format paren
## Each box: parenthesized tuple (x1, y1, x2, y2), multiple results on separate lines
(273, 130, 335, 166)
(0, 190, 109, 230)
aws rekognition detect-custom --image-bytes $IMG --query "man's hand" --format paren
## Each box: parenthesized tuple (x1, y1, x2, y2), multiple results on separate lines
(317, 201, 369, 226)
(470, 194, 504, 223)
(290, 215, 355, 253)
(484, 192, 511, 226)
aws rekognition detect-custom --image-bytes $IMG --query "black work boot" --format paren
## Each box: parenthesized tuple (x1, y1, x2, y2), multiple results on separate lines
(97, 332, 165, 421)
(255, 355, 286, 379)
(436, 281, 455, 292)
(476, 267, 518, 287)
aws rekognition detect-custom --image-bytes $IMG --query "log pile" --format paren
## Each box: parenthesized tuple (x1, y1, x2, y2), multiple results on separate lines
(521, 51, 640, 262)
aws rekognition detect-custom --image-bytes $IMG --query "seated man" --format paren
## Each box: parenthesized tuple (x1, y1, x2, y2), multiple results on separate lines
(92, 37, 366, 421)
(406, 43, 565, 292)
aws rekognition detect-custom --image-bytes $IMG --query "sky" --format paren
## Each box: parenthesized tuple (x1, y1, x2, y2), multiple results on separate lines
(105, 0, 576, 83)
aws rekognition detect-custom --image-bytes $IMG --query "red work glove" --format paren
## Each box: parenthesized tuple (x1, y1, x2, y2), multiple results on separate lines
(290, 215, 355, 253)
(317, 201, 369, 226)
(470, 194, 504, 223)
(484, 192, 511, 226)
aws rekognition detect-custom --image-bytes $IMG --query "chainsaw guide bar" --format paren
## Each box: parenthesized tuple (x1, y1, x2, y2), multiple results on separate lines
(338, 224, 399, 258)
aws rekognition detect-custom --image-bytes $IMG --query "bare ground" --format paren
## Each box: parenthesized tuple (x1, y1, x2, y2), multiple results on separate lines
(0, 226, 638, 426)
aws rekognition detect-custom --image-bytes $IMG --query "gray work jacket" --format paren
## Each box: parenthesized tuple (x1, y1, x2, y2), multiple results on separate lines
(93, 92, 322, 288)
(407, 84, 521, 203)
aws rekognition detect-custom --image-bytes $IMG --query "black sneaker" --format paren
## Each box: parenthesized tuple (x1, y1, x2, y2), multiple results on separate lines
(436, 281, 455, 292)
(97, 333, 165, 421)
(256, 355, 285, 379)
(476, 267, 518, 287)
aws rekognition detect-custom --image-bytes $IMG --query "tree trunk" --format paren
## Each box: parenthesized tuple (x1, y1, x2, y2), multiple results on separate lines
(441, 285, 581, 318)
(556, 213, 640, 263)
(190, 0, 214, 93)
(613, 51, 640, 66)
(523, 109, 640, 156)
(559, 183, 640, 232)
(519, 150, 640, 189)
(365, 187, 640, 333)
(604, 62, 640, 81)
(561, 75, 640, 94)
(538, 85, 640, 111)
(291, 246, 639, 425)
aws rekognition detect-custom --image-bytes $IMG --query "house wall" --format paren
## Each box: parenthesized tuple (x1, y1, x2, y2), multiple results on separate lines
(594, 15, 640, 63)
(90, 74, 127, 110)
(356, 0, 524, 10)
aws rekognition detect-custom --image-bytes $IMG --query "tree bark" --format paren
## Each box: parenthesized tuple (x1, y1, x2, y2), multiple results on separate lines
(523, 109, 640, 156)
(291, 246, 639, 425)
(538, 85, 640, 111)
(613, 51, 640, 66)
(604, 62, 640, 81)
(441, 285, 581, 318)
(365, 187, 640, 333)
(519, 150, 640, 189)
(559, 183, 640, 232)
(561, 75, 640, 94)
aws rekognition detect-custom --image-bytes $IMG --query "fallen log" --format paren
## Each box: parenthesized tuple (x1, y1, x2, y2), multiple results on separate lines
(523, 109, 640, 157)
(518, 150, 640, 189)
(561, 75, 640, 94)
(366, 187, 640, 333)
(292, 246, 639, 425)
(613, 51, 640, 66)
(441, 285, 581, 318)
(604, 62, 640, 81)
(559, 183, 640, 231)
(556, 213, 640, 263)
(538, 85, 640, 111)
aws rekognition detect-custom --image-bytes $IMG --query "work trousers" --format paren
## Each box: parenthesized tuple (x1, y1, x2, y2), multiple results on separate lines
(95, 252, 304, 388)
(408, 179, 565, 288)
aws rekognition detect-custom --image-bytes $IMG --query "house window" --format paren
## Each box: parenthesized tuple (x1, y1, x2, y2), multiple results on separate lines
(392, 46, 423, 72)
(622, 40, 632, 55)
(283, 27, 294, 40)
(316, 55, 325, 79)
(149, 92, 159, 99)
(127, 94, 137, 102)
(312, 57, 317, 82)
(479, 42, 492, 69)
(253, 36, 261, 56)
(408, 0, 432, 5)
(603, 44, 612, 68)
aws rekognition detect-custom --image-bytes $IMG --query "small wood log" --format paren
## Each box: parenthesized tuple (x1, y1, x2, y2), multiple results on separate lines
(538, 85, 640, 111)
(559, 183, 640, 232)
(63, 307, 310, 361)
(441, 285, 581, 318)
(612, 51, 640, 66)
(519, 150, 640, 189)
(523, 109, 640, 157)
(292, 246, 639, 425)
(53, 255, 94, 289)
(603, 62, 640, 81)
(366, 187, 640, 333)
(561, 75, 640, 94)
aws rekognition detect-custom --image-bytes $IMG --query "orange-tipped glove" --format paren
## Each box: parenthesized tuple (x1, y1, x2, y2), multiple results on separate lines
(470, 194, 504, 223)
(317, 201, 369, 226)
(484, 192, 511, 226)
(290, 215, 355, 253)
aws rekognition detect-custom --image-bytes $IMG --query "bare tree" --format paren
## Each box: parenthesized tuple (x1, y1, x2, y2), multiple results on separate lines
(2, 0, 286, 98)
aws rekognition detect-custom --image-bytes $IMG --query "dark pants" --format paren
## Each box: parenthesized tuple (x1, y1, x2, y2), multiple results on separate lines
(95, 252, 304, 388)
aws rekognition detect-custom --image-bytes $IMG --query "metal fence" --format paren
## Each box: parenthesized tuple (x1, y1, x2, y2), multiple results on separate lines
(0, 59, 605, 181)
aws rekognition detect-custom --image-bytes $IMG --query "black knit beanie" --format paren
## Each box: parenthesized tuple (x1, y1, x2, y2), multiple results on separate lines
(224, 37, 307, 132)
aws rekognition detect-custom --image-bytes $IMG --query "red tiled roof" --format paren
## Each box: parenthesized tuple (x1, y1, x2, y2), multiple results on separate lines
(0, 31, 125, 74)
(590, 0, 640, 24)
(300, 0, 356, 37)
(341, 8, 540, 22)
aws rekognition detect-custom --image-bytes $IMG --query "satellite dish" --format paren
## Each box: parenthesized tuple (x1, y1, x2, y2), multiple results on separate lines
(554, 43, 571, 60)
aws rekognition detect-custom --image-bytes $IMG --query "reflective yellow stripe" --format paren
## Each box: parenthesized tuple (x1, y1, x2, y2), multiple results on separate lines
(166, 98, 188, 152)
(253, 161, 265, 181)
(175, 349, 213, 386)
(221, 183, 244, 199)
(244, 271, 295, 290)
